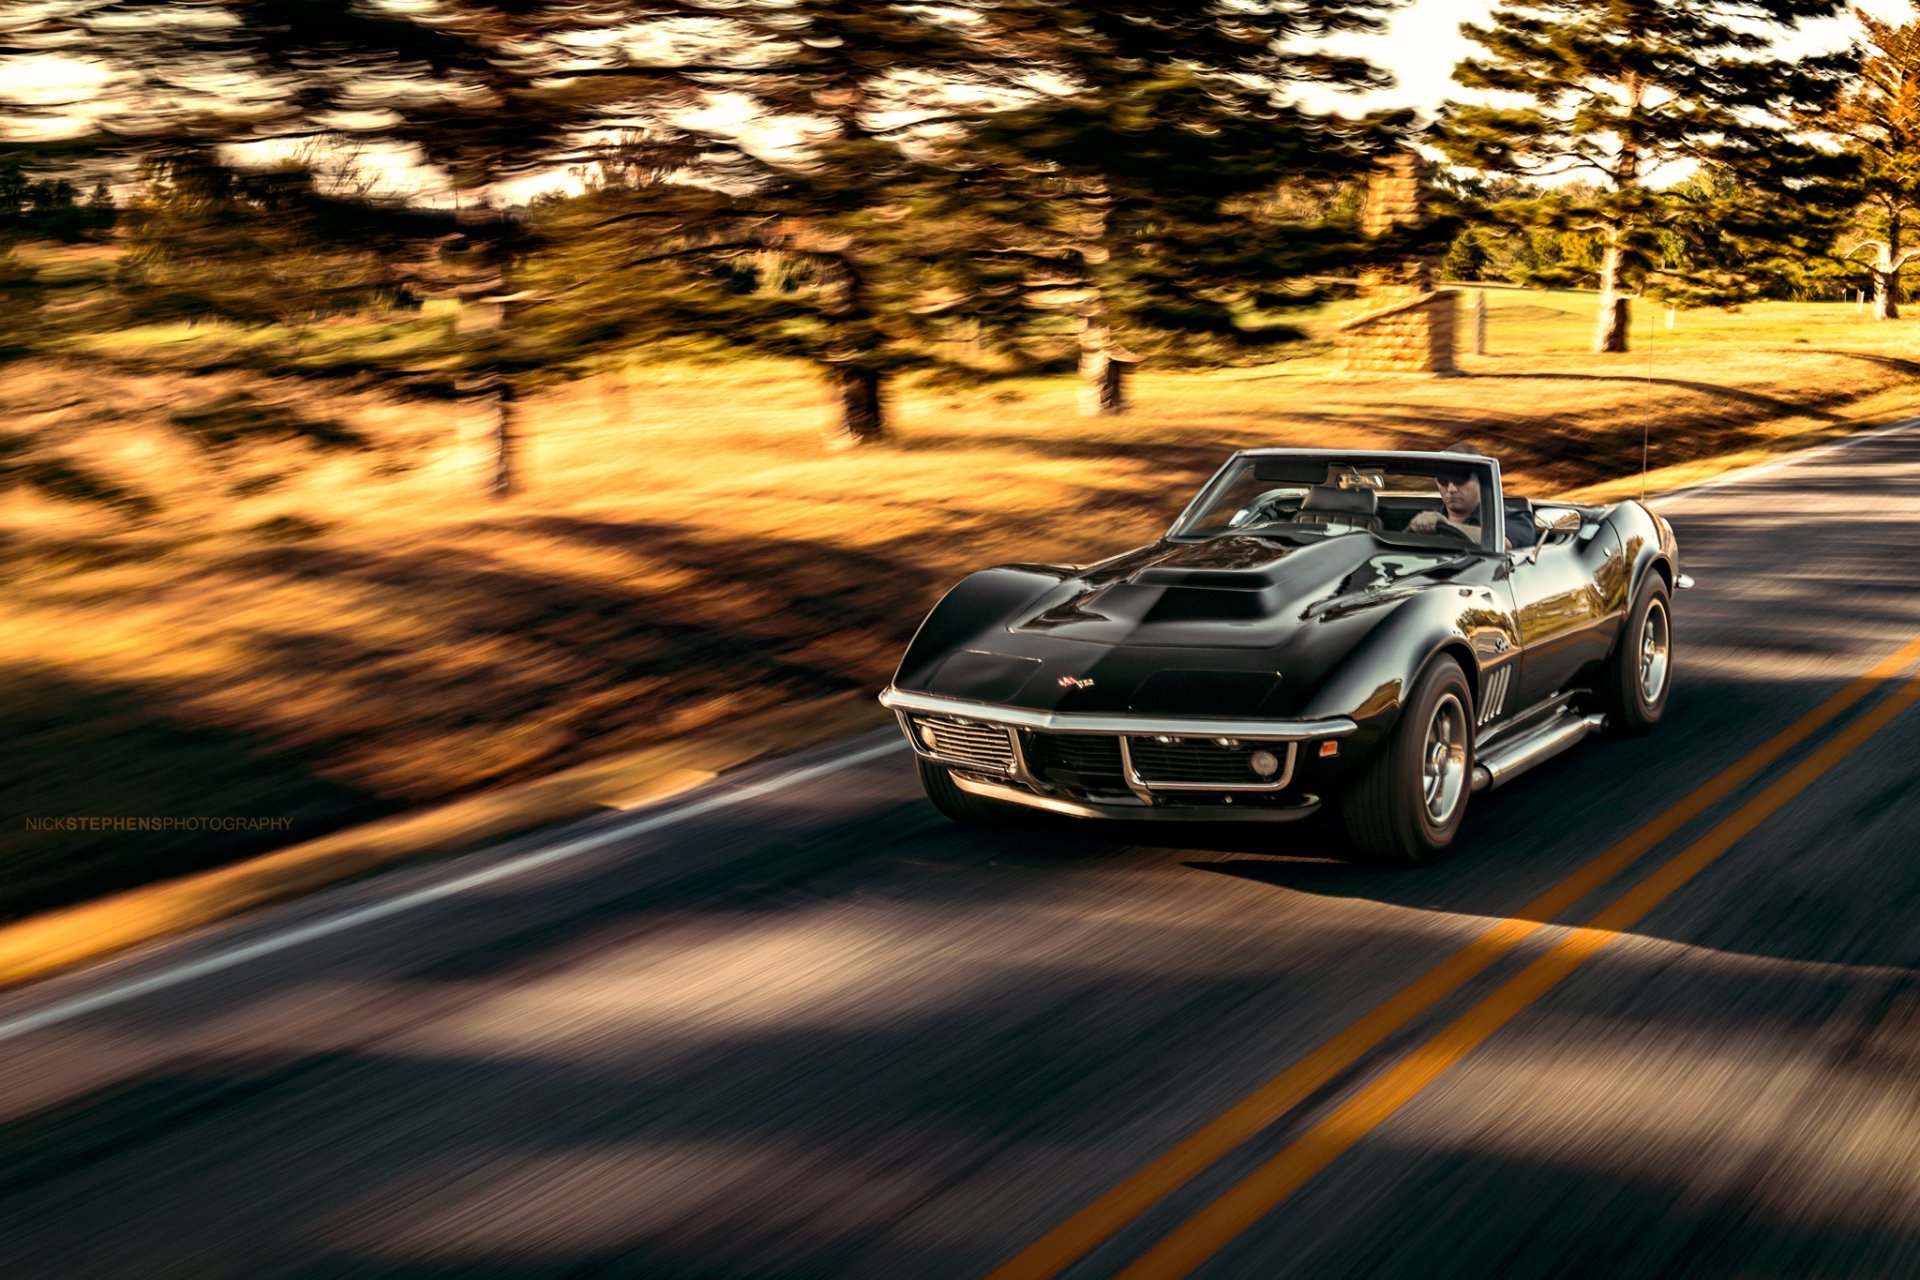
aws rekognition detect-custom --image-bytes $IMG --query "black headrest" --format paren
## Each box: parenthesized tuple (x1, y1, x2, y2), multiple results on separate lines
(1299, 485, 1378, 515)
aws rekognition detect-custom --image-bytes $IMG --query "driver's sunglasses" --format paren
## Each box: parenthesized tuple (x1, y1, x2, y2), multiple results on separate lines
(1434, 470, 1475, 489)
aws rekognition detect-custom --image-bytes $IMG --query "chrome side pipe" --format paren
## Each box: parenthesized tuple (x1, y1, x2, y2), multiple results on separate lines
(1470, 712, 1607, 793)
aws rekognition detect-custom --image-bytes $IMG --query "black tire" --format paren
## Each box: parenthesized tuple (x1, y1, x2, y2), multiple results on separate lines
(1598, 576, 1673, 737)
(916, 758, 1028, 825)
(1341, 657, 1474, 866)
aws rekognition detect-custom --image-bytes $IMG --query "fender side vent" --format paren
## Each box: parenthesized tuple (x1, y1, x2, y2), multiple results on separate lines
(1478, 665, 1513, 726)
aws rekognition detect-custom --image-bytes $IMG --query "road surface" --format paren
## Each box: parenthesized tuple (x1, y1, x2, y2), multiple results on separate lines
(5, 425, 1920, 1278)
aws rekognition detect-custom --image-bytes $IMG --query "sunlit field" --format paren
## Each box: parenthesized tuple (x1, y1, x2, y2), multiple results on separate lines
(9, 277, 1920, 918)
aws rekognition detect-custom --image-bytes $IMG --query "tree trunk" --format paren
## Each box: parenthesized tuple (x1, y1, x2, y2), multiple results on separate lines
(1593, 242, 1631, 354)
(817, 248, 887, 446)
(1868, 225, 1901, 320)
(828, 363, 886, 445)
(487, 382, 516, 499)
(1872, 271, 1899, 321)
(1078, 316, 1128, 416)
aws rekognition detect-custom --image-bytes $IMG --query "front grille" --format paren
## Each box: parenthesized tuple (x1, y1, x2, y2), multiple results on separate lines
(1125, 737, 1291, 788)
(910, 716, 1015, 771)
(1025, 733, 1127, 792)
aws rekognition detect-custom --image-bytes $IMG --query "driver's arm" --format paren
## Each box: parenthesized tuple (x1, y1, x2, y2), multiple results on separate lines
(1409, 511, 1478, 537)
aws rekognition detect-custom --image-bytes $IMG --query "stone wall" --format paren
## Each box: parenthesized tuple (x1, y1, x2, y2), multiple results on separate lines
(1338, 152, 1458, 375)
(1362, 151, 1429, 244)
(1338, 288, 1459, 374)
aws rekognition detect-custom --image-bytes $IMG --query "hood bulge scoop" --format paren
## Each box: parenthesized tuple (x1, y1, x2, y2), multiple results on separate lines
(1013, 535, 1374, 647)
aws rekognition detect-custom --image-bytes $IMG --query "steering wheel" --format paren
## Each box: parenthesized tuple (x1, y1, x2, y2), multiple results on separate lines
(1421, 518, 1478, 545)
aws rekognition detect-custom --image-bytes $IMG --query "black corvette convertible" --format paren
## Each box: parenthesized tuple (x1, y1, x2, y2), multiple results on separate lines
(879, 448, 1688, 863)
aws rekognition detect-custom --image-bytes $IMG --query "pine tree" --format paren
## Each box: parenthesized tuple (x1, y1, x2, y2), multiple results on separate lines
(949, 1, 1403, 414)
(558, 2, 1403, 425)
(1442, 229, 1491, 282)
(23, 1, 1041, 456)
(473, 3, 1050, 445)
(1437, 0, 1854, 352)
(82, 182, 116, 237)
(2, 2, 596, 494)
(11, 0, 1408, 456)
(1820, 4, 1920, 320)
(116, 152, 427, 325)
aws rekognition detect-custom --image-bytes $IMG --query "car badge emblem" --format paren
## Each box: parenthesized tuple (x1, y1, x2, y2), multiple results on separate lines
(1058, 675, 1095, 689)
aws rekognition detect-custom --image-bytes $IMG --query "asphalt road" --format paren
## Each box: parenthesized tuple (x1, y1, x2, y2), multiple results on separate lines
(6, 425, 1920, 1279)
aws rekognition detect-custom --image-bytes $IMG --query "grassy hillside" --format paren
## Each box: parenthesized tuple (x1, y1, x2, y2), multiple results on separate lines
(5, 288, 1919, 919)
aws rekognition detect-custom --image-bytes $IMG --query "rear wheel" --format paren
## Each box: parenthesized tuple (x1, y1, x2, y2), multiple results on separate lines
(1598, 577, 1672, 736)
(916, 758, 1028, 825)
(1342, 657, 1474, 866)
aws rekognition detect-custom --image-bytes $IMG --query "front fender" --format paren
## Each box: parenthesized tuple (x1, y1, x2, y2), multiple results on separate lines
(1297, 587, 1505, 761)
(891, 565, 1071, 690)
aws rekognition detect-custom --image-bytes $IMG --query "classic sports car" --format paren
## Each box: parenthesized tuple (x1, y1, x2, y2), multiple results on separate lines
(879, 448, 1689, 863)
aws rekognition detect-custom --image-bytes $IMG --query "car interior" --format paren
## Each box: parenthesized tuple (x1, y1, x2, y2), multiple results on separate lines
(1221, 462, 1548, 551)
(1235, 484, 1478, 540)
(1290, 485, 1381, 532)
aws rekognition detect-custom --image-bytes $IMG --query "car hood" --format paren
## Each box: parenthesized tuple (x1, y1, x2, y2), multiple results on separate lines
(1009, 534, 1452, 649)
(900, 533, 1479, 718)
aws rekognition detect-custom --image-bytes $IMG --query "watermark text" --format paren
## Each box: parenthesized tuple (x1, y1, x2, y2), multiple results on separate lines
(24, 816, 296, 833)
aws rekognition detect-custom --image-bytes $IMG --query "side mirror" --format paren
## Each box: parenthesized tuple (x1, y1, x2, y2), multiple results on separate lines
(1534, 508, 1583, 542)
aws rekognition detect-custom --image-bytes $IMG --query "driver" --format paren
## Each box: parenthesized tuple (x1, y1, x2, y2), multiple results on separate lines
(1409, 443, 1517, 550)
(1409, 460, 1486, 542)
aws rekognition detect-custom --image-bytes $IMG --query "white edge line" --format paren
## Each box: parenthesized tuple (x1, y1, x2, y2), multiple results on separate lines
(1648, 415, 1920, 507)
(0, 738, 906, 1043)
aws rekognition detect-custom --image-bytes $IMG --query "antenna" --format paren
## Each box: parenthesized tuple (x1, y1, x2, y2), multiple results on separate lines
(1641, 297, 1655, 501)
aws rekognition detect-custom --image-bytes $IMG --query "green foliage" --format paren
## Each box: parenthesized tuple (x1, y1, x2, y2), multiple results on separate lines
(455, 0, 1412, 424)
(1436, 0, 1858, 346)
(0, 161, 101, 243)
(1442, 229, 1491, 281)
(477, 5, 1068, 435)
(933, 2, 1408, 376)
(1807, 5, 1920, 309)
(116, 153, 437, 327)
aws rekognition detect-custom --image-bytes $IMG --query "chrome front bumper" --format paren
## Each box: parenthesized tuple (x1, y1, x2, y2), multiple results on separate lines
(878, 687, 1356, 818)
(949, 773, 1324, 822)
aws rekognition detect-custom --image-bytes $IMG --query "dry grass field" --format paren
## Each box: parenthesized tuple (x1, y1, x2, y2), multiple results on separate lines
(8, 284, 1920, 919)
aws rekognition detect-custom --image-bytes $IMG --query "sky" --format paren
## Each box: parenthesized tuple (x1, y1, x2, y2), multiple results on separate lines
(6, 0, 1917, 201)
(1305, 0, 1914, 116)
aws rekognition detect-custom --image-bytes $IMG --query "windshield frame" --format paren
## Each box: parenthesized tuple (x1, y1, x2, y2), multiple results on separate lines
(1168, 449, 1506, 553)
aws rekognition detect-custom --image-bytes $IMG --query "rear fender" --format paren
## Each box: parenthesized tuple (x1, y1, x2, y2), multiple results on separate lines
(1610, 502, 1679, 635)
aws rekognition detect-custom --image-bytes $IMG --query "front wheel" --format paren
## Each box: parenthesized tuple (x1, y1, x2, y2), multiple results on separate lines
(1598, 576, 1673, 736)
(1341, 657, 1474, 866)
(916, 758, 1028, 826)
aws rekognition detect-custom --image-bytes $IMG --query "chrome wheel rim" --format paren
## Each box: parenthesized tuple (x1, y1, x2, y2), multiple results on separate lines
(1639, 598, 1671, 704)
(1422, 692, 1468, 825)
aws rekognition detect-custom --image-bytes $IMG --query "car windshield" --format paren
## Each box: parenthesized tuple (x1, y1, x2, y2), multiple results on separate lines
(1171, 453, 1501, 553)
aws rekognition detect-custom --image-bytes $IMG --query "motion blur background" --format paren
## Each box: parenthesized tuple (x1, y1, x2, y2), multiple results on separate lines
(5, 0, 1920, 921)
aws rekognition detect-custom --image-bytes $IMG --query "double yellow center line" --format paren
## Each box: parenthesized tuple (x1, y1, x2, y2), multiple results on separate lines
(991, 632, 1920, 1280)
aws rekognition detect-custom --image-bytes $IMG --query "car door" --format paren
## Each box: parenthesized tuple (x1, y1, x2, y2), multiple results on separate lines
(1507, 520, 1622, 707)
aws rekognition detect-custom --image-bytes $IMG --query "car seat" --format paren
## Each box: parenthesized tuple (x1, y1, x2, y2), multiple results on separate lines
(1291, 485, 1381, 532)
